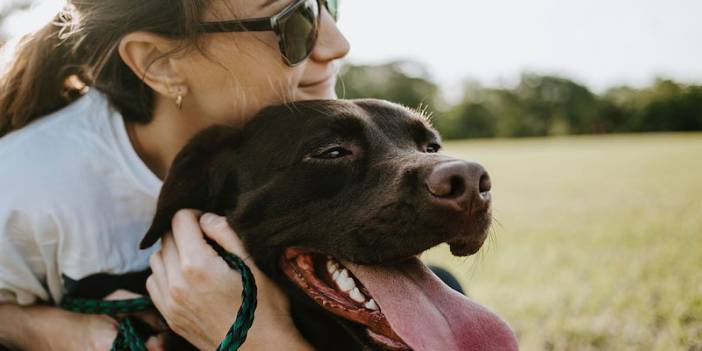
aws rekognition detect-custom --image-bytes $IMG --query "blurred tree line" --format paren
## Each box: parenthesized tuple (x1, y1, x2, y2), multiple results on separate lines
(336, 61, 702, 139)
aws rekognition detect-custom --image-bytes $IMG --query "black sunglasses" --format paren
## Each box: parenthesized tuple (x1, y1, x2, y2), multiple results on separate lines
(199, 0, 339, 67)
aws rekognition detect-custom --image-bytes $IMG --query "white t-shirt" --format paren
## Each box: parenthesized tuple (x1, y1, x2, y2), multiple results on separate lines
(0, 89, 162, 305)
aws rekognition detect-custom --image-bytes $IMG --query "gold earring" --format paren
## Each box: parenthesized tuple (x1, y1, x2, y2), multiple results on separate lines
(175, 95, 183, 110)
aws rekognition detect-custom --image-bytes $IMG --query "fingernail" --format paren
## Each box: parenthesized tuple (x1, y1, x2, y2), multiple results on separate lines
(201, 213, 217, 226)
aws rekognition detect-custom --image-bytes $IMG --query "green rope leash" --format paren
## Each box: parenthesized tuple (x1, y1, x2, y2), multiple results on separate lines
(113, 318, 147, 351)
(60, 239, 257, 351)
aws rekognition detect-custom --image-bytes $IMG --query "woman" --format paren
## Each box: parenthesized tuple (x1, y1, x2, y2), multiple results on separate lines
(0, 0, 349, 349)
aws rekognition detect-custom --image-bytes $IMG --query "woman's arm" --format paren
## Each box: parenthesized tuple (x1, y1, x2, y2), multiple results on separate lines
(0, 303, 119, 351)
(147, 210, 312, 351)
(0, 292, 168, 351)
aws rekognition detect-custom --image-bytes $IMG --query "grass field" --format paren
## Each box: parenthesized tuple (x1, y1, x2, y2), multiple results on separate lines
(422, 132, 702, 351)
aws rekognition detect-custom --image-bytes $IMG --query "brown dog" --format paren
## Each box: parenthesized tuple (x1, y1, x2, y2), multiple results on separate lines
(140, 99, 517, 350)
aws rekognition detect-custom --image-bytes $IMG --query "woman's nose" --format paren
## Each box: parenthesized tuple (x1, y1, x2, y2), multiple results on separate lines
(310, 9, 351, 63)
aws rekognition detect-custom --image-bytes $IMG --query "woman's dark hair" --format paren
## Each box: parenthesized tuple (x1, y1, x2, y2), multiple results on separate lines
(0, 0, 212, 137)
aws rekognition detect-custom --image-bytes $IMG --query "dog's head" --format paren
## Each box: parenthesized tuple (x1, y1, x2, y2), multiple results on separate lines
(141, 99, 517, 351)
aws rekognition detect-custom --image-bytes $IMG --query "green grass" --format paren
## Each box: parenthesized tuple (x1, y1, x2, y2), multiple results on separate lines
(422, 132, 702, 351)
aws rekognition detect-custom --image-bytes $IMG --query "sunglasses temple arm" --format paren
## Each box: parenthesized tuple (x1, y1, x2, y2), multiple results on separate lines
(200, 18, 274, 33)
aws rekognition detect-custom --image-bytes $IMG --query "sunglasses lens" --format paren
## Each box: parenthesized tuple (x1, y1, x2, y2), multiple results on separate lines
(279, 0, 319, 65)
(326, 0, 339, 21)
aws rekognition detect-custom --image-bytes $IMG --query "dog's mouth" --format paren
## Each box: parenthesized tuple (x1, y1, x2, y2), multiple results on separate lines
(281, 248, 519, 351)
(281, 248, 408, 349)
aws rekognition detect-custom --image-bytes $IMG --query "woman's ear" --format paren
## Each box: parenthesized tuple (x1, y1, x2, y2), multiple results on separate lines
(140, 125, 244, 249)
(118, 32, 188, 98)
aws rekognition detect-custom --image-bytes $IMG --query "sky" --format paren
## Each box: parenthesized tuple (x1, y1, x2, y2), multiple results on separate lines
(3, 0, 702, 96)
(336, 0, 702, 94)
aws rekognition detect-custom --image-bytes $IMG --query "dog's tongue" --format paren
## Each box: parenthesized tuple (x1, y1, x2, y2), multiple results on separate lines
(343, 258, 518, 351)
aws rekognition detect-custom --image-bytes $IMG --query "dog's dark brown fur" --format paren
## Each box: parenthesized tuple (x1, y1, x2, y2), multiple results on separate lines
(141, 99, 492, 350)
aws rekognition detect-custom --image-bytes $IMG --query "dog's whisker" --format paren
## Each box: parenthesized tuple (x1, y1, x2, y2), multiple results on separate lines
(412, 103, 435, 126)
(492, 215, 504, 230)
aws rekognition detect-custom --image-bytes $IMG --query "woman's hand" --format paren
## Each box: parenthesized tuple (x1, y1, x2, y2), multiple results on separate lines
(103, 289, 168, 351)
(0, 302, 164, 351)
(146, 210, 312, 351)
(61, 311, 119, 351)
(45, 312, 118, 351)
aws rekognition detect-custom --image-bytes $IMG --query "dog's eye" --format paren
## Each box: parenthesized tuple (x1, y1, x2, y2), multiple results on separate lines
(426, 143, 441, 153)
(314, 146, 352, 159)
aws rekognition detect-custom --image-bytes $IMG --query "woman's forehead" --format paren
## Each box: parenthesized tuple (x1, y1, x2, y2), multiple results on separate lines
(204, 0, 292, 21)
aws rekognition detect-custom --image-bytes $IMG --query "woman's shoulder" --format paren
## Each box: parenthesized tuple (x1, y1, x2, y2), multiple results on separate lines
(2, 91, 101, 164)
(0, 89, 144, 205)
(0, 88, 113, 151)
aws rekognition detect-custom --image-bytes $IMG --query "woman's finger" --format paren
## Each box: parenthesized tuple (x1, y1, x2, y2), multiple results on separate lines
(145, 333, 167, 351)
(171, 209, 211, 262)
(160, 233, 184, 286)
(103, 288, 168, 334)
(199, 213, 249, 259)
(146, 275, 168, 322)
(148, 250, 169, 290)
(104, 289, 141, 301)
(147, 253, 173, 326)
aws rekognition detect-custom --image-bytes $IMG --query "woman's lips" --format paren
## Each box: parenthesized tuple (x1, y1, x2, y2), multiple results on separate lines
(299, 75, 335, 88)
(298, 76, 336, 98)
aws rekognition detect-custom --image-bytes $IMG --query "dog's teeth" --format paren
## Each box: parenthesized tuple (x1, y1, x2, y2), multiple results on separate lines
(337, 276, 355, 292)
(335, 269, 355, 292)
(326, 260, 338, 274)
(364, 299, 379, 311)
(349, 287, 366, 303)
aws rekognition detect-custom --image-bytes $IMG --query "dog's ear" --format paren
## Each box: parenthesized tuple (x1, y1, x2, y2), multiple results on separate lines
(140, 125, 243, 249)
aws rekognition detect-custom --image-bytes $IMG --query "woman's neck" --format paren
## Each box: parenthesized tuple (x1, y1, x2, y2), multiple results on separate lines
(125, 100, 207, 180)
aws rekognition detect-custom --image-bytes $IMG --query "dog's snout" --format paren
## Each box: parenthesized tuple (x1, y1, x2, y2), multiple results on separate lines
(479, 171, 492, 194)
(425, 161, 491, 212)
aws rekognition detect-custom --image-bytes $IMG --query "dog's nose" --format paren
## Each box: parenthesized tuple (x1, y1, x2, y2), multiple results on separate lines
(425, 161, 491, 212)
